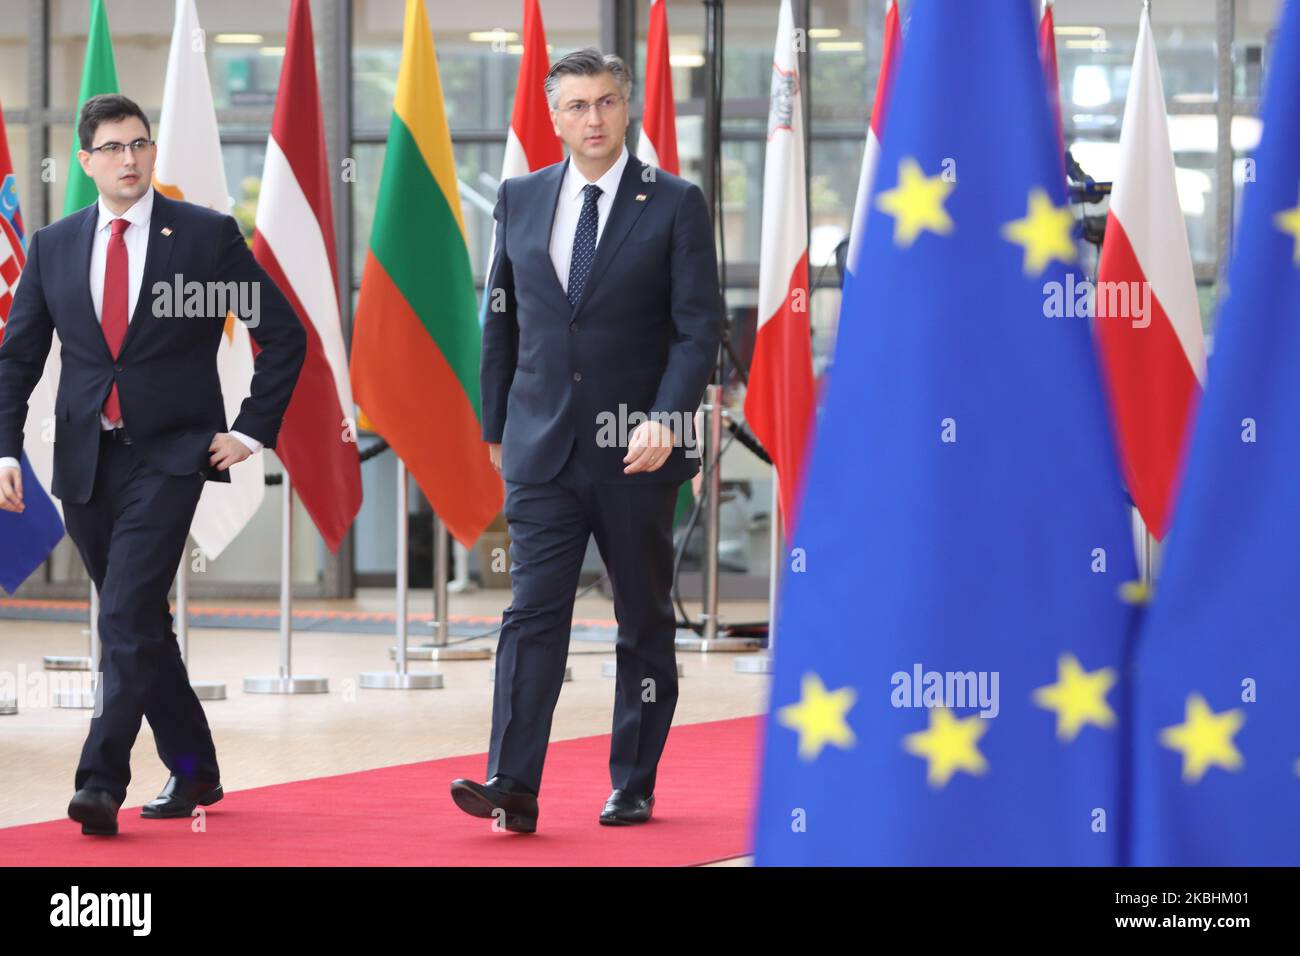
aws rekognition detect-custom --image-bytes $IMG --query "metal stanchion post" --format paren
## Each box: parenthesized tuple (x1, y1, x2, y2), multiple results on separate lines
(45, 579, 93, 671)
(399, 513, 490, 662)
(53, 583, 98, 708)
(738, 475, 779, 674)
(448, 540, 474, 593)
(677, 384, 761, 653)
(364, 460, 442, 689)
(176, 554, 226, 700)
(244, 475, 328, 694)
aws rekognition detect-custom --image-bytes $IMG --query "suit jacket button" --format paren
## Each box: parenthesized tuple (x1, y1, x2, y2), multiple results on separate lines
(569, 322, 578, 333)
(114, 364, 123, 372)
(572, 371, 582, 383)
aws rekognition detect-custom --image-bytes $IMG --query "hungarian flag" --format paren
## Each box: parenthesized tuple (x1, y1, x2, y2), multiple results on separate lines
(1095, 5, 1206, 540)
(253, 0, 361, 552)
(745, 0, 815, 535)
(350, 0, 502, 548)
(0, 100, 64, 593)
(845, 0, 901, 279)
(154, 0, 264, 560)
(64, 0, 118, 215)
(637, 0, 679, 175)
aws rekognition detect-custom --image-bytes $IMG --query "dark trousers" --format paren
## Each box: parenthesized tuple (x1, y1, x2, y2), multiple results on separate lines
(61, 434, 219, 804)
(488, 442, 680, 796)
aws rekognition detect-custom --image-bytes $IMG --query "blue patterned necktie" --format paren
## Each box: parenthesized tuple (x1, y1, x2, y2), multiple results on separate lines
(566, 183, 603, 307)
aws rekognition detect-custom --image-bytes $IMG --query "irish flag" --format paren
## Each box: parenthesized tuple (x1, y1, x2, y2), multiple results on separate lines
(253, 0, 362, 552)
(155, 0, 263, 560)
(350, 0, 502, 548)
(745, 0, 815, 536)
(64, 0, 117, 215)
(1095, 6, 1206, 540)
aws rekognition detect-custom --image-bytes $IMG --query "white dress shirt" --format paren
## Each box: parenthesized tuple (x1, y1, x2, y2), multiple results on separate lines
(0, 187, 259, 474)
(548, 144, 630, 295)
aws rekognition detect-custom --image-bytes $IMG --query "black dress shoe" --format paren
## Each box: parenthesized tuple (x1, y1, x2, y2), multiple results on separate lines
(140, 775, 223, 819)
(599, 789, 655, 825)
(67, 788, 121, 836)
(450, 775, 539, 833)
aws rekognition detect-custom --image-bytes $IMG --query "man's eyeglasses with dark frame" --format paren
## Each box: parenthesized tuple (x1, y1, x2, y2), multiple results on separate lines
(87, 138, 155, 157)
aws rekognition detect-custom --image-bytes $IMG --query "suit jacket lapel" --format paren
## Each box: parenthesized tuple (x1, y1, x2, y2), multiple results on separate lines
(73, 205, 112, 363)
(534, 158, 571, 310)
(573, 154, 654, 318)
(119, 192, 177, 358)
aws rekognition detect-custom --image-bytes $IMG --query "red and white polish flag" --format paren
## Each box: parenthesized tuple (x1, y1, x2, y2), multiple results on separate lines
(1095, 5, 1206, 540)
(745, 0, 815, 536)
(252, 0, 361, 552)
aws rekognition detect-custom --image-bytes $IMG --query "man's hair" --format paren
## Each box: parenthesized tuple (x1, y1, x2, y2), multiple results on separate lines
(78, 94, 151, 151)
(544, 48, 632, 109)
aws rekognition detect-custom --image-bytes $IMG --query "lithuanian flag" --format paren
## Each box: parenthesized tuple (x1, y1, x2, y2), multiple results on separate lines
(350, 0, 502, 547)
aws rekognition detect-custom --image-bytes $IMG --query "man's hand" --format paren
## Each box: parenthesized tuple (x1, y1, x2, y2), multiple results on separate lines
(0, 465, 23, 513)
(488, 442, 502, 474)
(209, 433, 253, 472)
(623, 420, 675, 475)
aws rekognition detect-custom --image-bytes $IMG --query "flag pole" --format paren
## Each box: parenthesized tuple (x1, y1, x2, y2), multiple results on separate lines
(176, 553, 225, 700)
(738, 475, 780, 673)
(1141, 530, 1157, 585)
(44, 578, 94, 673)
(363, 458, 442, 688)
(676, 383, 760, 653)
(400, 513, 490, 662)
(53, 583, 98, 708)
(244, 473, 328, 694)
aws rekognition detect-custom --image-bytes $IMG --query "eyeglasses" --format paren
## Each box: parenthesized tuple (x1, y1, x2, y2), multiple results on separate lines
(88, 138, 155, 156)
(558, 94, 625, 118)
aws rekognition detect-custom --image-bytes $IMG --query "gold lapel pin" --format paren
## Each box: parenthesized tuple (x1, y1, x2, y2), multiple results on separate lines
(161, 227, 173, 237)
(635, 193, 647, 202)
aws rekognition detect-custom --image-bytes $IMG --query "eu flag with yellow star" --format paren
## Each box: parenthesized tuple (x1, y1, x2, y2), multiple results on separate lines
(753, 0, 1139, 865)
(1131, 0, 1300, 866)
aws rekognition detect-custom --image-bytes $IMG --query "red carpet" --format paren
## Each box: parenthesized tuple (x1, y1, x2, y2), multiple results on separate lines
(0, 716, 763, 866)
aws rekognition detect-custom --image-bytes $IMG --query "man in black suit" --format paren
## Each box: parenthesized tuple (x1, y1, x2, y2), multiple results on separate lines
(0, 94, 306, 836)
(451, 50, 723, 832)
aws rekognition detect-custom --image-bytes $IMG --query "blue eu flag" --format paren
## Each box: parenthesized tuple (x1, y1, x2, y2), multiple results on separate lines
(1131, 0, 1300, 866)
(753, 0, 1139, 865)
(0, 453, 65, 594)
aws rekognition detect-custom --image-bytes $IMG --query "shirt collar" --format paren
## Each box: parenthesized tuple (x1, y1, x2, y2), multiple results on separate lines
(96, 185, 155, 234)
(564, 144, 629, 202)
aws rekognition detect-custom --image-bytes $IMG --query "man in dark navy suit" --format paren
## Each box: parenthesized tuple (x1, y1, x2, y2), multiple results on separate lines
(451, 50, 723, 832)
(0, 94, 306, 835)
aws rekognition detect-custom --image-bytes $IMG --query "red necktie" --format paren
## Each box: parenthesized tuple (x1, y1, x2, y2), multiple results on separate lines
(101, 218, 130, 424)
